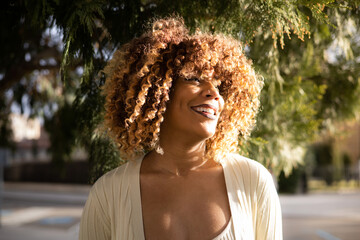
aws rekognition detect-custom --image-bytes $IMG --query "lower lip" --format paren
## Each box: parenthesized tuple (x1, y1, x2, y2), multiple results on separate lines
(192, 109, 216, 120)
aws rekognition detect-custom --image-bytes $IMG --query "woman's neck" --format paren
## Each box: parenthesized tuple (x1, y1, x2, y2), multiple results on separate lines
(144, 136, 215, 176)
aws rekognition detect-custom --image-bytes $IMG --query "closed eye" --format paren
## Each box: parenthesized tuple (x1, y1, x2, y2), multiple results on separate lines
(184, 78, 201, 83)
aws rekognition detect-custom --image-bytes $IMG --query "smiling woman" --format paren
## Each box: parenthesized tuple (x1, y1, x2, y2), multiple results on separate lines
(161, 76, 225, 143)
(101, 17, 261, 163)
(79, 17, 282, 240)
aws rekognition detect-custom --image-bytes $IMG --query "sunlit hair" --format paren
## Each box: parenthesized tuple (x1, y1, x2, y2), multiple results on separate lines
(103, 17, 263, 162)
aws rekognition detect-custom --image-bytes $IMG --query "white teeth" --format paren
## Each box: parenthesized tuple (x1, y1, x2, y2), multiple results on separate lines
(194, 107, 215, 115)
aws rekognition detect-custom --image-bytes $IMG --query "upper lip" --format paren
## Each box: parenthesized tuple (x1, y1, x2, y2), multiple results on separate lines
(191, 104, 219, 115)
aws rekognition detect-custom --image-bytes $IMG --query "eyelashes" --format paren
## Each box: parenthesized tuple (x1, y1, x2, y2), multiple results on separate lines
(181, 77, 224, 95)
(184, 77, 201, 83)
(183, 77, 219, 88)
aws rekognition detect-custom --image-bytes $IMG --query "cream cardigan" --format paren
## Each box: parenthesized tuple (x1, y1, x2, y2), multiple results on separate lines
(79, 154, 283, 240)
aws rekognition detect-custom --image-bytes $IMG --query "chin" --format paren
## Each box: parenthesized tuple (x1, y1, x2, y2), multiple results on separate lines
(195, 126, 217, 140)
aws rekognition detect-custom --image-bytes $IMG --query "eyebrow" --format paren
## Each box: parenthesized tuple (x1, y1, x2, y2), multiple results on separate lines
(205, 78, 221, 86)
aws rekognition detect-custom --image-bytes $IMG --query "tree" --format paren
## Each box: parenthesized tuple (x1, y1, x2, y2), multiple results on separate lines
(1, 0, 359, 181)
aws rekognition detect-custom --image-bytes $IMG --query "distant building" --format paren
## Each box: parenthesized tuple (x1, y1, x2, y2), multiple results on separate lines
(11, 114, 41, 141)
(333, 121, 360, 180)
(334, 121, 360, 166)
(3, 114, 88, 183)
(312, 120, 360, 182)
(7, 114, 86, 165)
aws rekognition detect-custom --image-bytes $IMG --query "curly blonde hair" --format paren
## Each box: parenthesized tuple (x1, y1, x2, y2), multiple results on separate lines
(103, 17, 262, 162)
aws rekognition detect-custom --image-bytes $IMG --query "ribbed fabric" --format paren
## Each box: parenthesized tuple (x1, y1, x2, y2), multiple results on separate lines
(79, 154, 283, 240)
(220, 155, 283, 240)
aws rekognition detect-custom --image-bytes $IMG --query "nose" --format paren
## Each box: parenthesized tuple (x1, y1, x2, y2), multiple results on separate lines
(202, 81, 221, 101)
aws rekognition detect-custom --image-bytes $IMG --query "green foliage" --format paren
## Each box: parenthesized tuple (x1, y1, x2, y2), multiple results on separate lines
(71, 70, 124, 183)
(312, 143, 335, 185)
(1, 0, 359, 181)
(0, 96, 14, 149)
(278, 166, 307, 194)
(243, 3, 360, 175)
(57, 0, 105, 83)
(241, 76, 324, 175)
(44, 102, 77, 165)
(87, 134, 122, 183)
(24, 0, 55, 28)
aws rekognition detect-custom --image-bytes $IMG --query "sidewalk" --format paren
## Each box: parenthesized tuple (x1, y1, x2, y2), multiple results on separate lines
(1, 182, 360, 240)
(1, 182, 91, 240)
(1, 219, 80, 240)
(2, 182, 90, 205)
(3, 182, 91, 195)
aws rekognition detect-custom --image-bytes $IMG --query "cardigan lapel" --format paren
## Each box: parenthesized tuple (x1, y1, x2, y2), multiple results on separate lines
(129, 156, 146, 240)
(220, 158, 243, 240)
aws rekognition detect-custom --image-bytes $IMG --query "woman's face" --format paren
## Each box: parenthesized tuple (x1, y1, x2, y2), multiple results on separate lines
(161, 75, 225, 141)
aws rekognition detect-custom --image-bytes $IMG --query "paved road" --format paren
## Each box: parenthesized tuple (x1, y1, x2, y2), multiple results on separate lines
(281, 192, 360, 240)
(1, 183, 359, 240)
(0, 183, 88, 240)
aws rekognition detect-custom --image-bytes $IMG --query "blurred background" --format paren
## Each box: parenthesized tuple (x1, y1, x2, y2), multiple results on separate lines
(0, 0, 359, 239)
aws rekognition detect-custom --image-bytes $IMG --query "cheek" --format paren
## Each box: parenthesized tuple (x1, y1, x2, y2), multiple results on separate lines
(219, 97, 225, 113)
(164, 100, 186, 122)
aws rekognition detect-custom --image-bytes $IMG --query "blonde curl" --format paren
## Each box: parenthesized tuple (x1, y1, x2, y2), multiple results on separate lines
(103, 17, 263, 162)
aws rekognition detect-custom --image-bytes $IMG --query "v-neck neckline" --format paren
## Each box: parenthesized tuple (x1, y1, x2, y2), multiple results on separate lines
(129, 155, 239, 240)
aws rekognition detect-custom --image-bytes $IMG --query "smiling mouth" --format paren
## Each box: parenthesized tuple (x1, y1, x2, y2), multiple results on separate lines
(191, 106, 217, 120)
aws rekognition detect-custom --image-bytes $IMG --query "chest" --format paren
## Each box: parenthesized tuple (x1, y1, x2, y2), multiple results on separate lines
(140, 171, 231, 240)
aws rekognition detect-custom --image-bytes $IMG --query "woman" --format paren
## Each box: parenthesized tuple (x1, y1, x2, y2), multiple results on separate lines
(79, 17, 282, 240)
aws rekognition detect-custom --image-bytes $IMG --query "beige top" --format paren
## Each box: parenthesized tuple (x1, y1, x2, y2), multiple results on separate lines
(79, 154, 283, 240)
